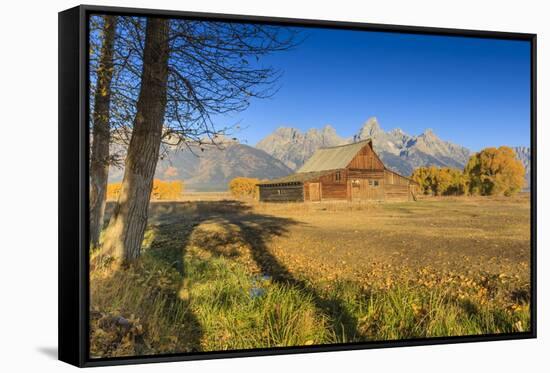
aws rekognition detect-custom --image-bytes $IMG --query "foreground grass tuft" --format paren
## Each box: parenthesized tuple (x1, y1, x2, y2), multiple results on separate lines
(186, 252, 328, 350)
(324, 281, 530, 341)
(90, 249, 202, 357)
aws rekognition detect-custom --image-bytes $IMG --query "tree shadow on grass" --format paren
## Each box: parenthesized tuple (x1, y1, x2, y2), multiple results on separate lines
(94, 202, 205, 355)
(153, 200, 362, 344)
(145, 209, 203, 353)
(226, 215, 360, 342)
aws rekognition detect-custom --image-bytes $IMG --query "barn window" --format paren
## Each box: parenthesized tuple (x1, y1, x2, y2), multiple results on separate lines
(335, 171, 341, 182)
(373, 180, 380, 187)
(368, 180, 373, 186)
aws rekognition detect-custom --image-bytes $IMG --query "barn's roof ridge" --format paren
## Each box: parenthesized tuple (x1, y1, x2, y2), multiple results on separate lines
(296, 140, 371, 173)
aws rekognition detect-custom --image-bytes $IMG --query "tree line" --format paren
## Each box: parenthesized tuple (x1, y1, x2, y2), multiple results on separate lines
(228, 177, 260, 199)
(411, 146, 525, 197)
(107, 180, 184, 201)
(88, 14, 298, 262)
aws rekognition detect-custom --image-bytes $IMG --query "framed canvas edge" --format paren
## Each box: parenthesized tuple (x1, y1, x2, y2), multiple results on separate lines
(529, 33, 537, 340)
(80, 3, 536, 39)
(58, 4, 538, 368)
(59, 5, 88, 367)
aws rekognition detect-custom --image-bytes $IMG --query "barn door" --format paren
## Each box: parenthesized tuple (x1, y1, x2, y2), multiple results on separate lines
(364, 179, 384, 200)
(351, 180, 360, 200)
(309, 183, 321, 201)
(361, 179, 370, 199)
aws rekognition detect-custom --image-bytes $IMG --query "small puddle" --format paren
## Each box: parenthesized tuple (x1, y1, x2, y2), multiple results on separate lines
(249, 287, 266, 298)
(248, 273, 272, 298)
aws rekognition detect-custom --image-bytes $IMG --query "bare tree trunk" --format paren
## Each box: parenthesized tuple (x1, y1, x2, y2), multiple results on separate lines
(102, 18, 170, 263)
(89, 15, 117, 249)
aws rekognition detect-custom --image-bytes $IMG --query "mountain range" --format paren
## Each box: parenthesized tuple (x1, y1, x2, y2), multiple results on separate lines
(255, 126, 348, 170)
(257, 117, 473, 176)
(108, 117, 530, 191)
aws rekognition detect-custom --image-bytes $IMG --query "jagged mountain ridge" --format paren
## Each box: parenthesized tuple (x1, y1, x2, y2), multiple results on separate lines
(352, 117, 471, 175)
(255, 125, 348, 170)
(257, 117, 473, 176)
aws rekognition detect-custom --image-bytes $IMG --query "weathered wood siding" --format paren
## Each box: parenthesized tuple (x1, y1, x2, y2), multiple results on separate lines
(384, 184, 410, 200)
(317, 171, 347, 200)
(383, 169, 413, 201)
(348, 169, 384, 179)
(384, 169, 410, 185)
(350, 179, 384, 200)
(259, 184, 304, 202)
(308, 182, 321, 201)
(303, 172, 347, 201)
(304, 183, 310, 200)
(347, 164, 385, 201)
(346, 142, 384, 170)
(320, 183, 347, 200)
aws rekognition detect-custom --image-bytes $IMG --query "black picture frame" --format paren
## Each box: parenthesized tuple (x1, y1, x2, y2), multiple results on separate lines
(59, 4, 537, 367)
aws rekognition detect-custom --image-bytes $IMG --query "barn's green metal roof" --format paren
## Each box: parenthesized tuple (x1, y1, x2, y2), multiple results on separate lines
(297, 140, 371, 173)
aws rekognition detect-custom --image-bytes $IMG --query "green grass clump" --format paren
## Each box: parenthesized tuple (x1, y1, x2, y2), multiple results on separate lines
(321, 281, 530, 342)
(184, 251, 329, 350)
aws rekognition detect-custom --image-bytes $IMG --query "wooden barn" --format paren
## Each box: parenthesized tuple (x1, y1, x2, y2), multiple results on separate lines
(258, 140, 418, 202)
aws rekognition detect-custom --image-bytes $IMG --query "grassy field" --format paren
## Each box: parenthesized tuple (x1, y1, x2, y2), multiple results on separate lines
(90, 194, 531, 357)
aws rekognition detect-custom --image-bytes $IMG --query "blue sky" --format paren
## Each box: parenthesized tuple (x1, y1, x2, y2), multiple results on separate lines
(214, 27, 531, 151)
